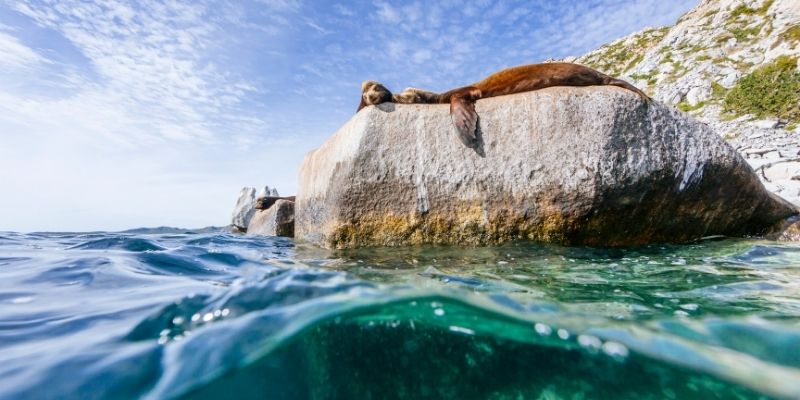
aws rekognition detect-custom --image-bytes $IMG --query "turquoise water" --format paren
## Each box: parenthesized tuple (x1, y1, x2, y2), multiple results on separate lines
(1, 230, 799, 399)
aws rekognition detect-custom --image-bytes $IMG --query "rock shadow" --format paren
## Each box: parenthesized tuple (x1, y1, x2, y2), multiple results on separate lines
(376, 103, 396, 113)
(472, 117, 486, 157)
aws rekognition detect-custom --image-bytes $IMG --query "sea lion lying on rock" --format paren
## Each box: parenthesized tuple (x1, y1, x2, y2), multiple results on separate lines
(357, 62, 650, 147)
(255, 196, 296, 210)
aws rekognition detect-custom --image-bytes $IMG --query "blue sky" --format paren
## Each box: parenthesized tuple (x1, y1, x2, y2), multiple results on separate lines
(0, 0, 697, 231)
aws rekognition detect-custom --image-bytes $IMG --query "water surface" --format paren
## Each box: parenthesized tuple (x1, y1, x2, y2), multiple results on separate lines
(1, 230, 799, 399)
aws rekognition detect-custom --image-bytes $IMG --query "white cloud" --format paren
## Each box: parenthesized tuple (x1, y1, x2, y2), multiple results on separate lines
(375, 1, 401, 24)
(411, 49, 431, 64)
(333, 4, 354, 16)
(7, 0, 263, 146)
(0, 28, 48, 69)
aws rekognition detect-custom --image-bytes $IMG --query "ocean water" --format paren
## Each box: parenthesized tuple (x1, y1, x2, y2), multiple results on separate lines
(1, 230, 799, 399)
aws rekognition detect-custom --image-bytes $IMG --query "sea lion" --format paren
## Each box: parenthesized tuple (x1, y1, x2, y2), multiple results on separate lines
(255, 196, 296, 210)
(357, 62, 650, 147)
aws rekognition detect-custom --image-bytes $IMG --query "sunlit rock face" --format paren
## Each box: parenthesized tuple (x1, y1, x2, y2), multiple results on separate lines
(247, 199, 295, 237)
(231, 187, 257, 232)
(296, 87, 797, 249)
(568, 0, 800, 205)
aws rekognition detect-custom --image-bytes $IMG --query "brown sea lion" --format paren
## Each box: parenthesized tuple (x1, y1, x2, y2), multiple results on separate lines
(255, 196, 296, 210)
(357, 62, 650, 147)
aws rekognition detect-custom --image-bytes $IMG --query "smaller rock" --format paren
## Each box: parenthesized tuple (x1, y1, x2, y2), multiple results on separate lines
(753, 120, 779, 130)
(780, 148, 800, 158)
(763, 151, 781, 160)
(745, 148, 776, 156)
(247, 199, 295, 237)
(719, 69, 740, 88)
(258, 186, 280, 198)
(764, 161, 800, 182)
(767, 218, 800, 242)
(685, 85, 710, 105)
(231, 187, 257, 231)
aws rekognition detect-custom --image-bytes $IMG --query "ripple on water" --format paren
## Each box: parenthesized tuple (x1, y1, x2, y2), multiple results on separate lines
(0, 231, 799, 399)
(68, 236, 166, 252)
(21, 257, 112, 286)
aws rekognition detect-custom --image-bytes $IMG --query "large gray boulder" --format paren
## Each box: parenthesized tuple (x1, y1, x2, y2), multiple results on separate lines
(296, 87, 798, 249)
(231, 187, 257, 231)
(246, 199, 295, 237)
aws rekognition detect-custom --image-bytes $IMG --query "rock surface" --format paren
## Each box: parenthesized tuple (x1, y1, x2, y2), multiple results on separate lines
(566, 0, 800, 205)
(231, 187, 257, 231)
(246, 199, 295, 237)
(258, 186, 280, 198)
(296, 87, 798, 249)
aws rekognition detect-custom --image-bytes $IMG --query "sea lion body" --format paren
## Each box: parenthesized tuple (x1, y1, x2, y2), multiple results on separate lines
(255, 196, 296, 210)
(358, 63, 649, 147)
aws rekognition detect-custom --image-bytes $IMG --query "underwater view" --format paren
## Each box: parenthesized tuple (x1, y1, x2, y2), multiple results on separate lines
(1, 229, 799, 399)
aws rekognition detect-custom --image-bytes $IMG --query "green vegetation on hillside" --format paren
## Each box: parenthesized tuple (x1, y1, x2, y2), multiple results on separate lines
(710, 81, 728, 98)
(780, 25, 800, 43)
(580, 28, 668, 76)
(723, 56, 800, 122)
(730, 24, 763, 41)
(730, 0, 773, 18)
(678, 101, 706, 113)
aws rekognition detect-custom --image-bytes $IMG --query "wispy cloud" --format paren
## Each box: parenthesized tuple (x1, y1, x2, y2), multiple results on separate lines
(0, 27, 48, 69)
(6, 0, 264, 146)
(303, 0, 696, 93)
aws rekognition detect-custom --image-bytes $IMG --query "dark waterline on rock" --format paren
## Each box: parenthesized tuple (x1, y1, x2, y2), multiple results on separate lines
(0, 229, 799, 399)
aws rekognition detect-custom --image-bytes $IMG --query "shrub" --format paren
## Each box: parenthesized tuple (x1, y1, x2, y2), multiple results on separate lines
(780, 25, 800, 43)
(677, 101, 706, 112)
(730, 4, 756, 18)
(730, 25, 762, 41)
(711, 81, 728, 98)
(723, 56, 800, 121)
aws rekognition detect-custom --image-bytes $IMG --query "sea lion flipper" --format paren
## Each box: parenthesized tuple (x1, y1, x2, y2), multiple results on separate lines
(449, 87, 482, 148)
(450, 96, 478, 147)
(606, 78, 651, 103)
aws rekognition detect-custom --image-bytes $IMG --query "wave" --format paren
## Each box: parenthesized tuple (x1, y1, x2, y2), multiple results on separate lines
(1, 232, 799, 399)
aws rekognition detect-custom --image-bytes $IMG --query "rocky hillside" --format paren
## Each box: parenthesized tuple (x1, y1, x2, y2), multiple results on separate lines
(565, 0, 800, 205)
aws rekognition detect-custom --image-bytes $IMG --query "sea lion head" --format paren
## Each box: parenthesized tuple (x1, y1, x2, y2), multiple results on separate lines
(358, 80, 393, 111)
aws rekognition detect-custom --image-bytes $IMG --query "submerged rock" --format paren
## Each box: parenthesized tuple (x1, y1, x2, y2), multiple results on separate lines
(296, 87, 798, 249)
(231, 187, 257, 232)
(247, 199, 295, 237)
